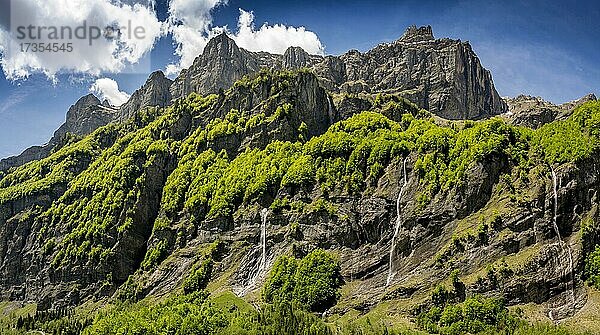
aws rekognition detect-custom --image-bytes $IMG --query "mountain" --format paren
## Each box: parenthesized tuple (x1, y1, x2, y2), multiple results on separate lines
(118, 71, 173, 121)
(2, 26, 600, 335)
(505, 93, 597, 128)
(0, 94, 118, 171)
(0, 26, 504, 173)
(172, 27, 506, 120)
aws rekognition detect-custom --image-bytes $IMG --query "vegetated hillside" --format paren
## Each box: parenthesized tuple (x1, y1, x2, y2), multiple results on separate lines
(1, 70, 600, 335)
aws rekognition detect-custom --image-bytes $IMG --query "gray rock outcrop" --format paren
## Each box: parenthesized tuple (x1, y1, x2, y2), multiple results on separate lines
(171, 27, 506, 120)
(505, 93, 597, 129)
(118, 71, 173, 121)
(0, 94, 118, 171)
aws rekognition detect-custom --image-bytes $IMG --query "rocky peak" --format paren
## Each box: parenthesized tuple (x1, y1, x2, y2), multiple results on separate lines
(147, 70, 168, 83)
(58, 93, 104, 136)
(71, 94, 101, 112)
(170, 33, 265, 99)
(560, 93, 597, 111)
(54, 93, 117, 140)
(203, 33, 241, 59)
(506, 95, 551, 108)
(101, 99, 112, 108)
(119, 71, 173, 121)
(399, 25, 434, 43)
(172, 25, 507, 120)
(0, 94, 117, 171)
(504, 93, 598, 129)
(583, 93, 597, 101)
(284, 46, 310, 68)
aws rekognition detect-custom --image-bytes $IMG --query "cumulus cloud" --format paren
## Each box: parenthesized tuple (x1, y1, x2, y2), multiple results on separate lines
(90, 78, 130, 106)
(166, 0, 226, 76)
(166, 4, 325, 75)
(0, 0, 163, 80)
(231, 9, 324, 56)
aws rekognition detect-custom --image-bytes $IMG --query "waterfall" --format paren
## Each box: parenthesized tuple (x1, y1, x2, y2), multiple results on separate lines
(387, 156, 409, 286)
(234, 208, 269, 297)
(327, 95, 335, 122)
(260, 208, 269, 272)
(551, 168, 575, 305)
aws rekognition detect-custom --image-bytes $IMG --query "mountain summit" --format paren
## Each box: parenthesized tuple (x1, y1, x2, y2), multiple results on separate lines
(172, 27, 506, 120)
(399, 24, 435, 42)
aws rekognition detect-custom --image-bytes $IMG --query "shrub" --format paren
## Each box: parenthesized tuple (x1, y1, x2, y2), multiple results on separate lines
(183, 258, 213, 294)
(586, 244, 600, 289)
(263, 249, 342, 312)
(417, 295, 518, 334)
(83, 292, 226, 335)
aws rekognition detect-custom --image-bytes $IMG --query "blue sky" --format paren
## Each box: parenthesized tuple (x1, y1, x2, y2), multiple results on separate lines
(0, 0, 598, 159)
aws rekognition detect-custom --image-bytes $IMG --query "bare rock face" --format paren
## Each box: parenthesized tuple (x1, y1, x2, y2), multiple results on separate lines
(283, 46, 321, 69)
(559, 93, 597, 113)
(0, 145, 53, 172)
(504, 95, 563, 129)
(0, 94, 118, 171)
(505, 93, 597, 129)
(318, 25, 506, 119)
(170, 33, 280, 100)
(119, 71, 173, 121)
(53, 94, 117, 140)
(399, 25, 434, 43)
(170, 27, 505, 120)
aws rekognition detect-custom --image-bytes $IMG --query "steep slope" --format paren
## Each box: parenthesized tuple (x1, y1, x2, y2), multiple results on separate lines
(1, 72, 173, 172)
(1, 25, 504, 173)
(124, 94, 600, 330)
(170, 33, 282, 100)
(2, 45, 600, 335)
(118, 71, 173, 121)
(314, 25, 507, 119)
(0, 70, 337, 308)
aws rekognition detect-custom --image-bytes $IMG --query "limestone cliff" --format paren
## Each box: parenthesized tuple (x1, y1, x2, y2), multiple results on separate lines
(118, 71, 173, 121)
(171, 27, 506, 120)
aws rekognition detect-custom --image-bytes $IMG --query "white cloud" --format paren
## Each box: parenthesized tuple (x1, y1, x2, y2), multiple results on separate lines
(166, 0, 226, 76)
(0, 0, 326, 80)
(0, 0, 163, 80)
(166, 4, 325, 75)
(231, 9, 324, 56)
(90, 78, 130, 106)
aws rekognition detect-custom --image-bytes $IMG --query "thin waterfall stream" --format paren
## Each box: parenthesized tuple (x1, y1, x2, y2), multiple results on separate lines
(260, 208, 268, 273)
(387, 156, 409, 286)
(327, 95, 335, 121)
(234, 208, 269, 297)
(551, 168, 575, 305)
